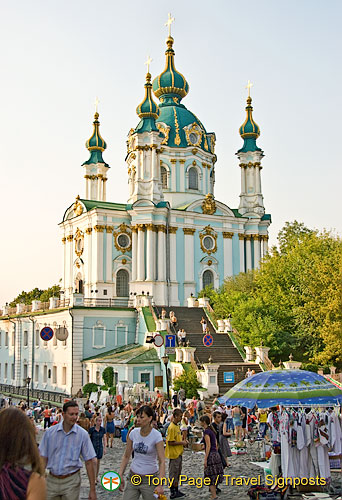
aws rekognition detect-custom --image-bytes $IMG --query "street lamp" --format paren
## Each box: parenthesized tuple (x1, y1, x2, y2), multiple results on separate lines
(161, 355, 170, 401)
(24, 377, 31, 408)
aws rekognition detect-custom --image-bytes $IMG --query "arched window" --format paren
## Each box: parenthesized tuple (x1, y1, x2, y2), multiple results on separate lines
(161, 166, 168, 189)
(116, 269, 129, 297)
(188, 167, 198, 190)
(202, 269, 214, 289)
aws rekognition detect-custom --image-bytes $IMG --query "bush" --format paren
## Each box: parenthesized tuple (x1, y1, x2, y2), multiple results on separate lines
(82, 383, 99, 396)
(100, 385, 108, 391)
(109, 386, 116, 396)
(172, 367, 202, 399)
(102, 367, 114, 387)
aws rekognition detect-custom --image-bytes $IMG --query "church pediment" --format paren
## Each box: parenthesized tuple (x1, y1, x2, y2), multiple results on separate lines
(183, 198, 235, 217)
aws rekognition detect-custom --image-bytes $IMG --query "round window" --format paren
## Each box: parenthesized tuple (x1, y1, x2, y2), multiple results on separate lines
(118, 233, 130, 248)
(203, 236, 214, 250)
(189, 132, 198, 144)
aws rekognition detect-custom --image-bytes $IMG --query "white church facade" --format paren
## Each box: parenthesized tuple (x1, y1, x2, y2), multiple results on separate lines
(0, 27, 270, 399)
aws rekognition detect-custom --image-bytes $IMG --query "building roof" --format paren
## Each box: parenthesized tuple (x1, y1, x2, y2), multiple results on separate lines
(82, 343, 160, 364)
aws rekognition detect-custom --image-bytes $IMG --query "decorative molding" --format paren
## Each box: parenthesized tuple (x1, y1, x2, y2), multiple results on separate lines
(131, 225, 138, 233)
(74, 228, 84, 257)
(122, 258, 127, 265)
(240, 161, 262, 169)
(113, 223, 132, 253)
(136, 224, 146, 231)
(245, 235, 252, 241)
(168, 226, 178, 234)
(179, 159, 185, 164)
(62, 237, 66, 244)
(156, 225, 167, 233)
(105, 225, 114, 233)
(202, 193, 216, 215)
(72, 195, 83, 216)
(85, 227, 92, 235)
(208, 260, 212, 266)
(183, 228, 195, 235)
(222, 232, 234, 239)
(238, 233, 245, 240)
(66, 235, 73, 241)
(170, 159, 177, 164)
(192, 149, 197, 155)
(94, 225, 105, 232)
(199, 225, 217, 255)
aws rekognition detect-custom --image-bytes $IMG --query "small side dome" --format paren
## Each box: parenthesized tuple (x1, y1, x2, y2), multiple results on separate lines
(239, 97, 260, 139)
(86, 113, 107, 151)
(152, 37, 189, 100)
(136, 73, 160, 119)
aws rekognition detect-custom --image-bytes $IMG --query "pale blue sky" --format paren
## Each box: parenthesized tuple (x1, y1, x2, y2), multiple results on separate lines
(1, 0, 341, 305)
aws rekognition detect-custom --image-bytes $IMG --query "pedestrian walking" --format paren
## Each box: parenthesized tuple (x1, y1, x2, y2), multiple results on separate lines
(89, 416, 107, 484)
(104, 406, 115, 448)
(118, 405, 165, 499)
(232, 405, 243, 442)
(165, 408, 188, 499)
(43, 405, 51, 429)
(0, 407, 46, 500)
(39, 400, 97, 500)
(199, 415, 223, 500)
(200, 316, 207, 333)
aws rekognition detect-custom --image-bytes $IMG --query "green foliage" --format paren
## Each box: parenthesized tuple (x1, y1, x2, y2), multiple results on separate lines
(82, 383, 99, 395)
(172, 366, 202, 399)
(100, 385, 108, 390)
(209, 222, 342, 368)
(9, 285, 61, 307)
(102, 367, 114, 387)
(109, 386, 117, 396)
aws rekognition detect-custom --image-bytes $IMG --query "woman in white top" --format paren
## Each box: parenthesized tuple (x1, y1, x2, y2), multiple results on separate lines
(119, 405, 165, 499)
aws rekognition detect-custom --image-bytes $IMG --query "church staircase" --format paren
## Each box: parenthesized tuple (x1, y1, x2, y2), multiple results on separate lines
(154, 306, 261, 394)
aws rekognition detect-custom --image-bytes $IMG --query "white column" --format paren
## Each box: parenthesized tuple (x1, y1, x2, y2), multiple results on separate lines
(103, 178, 107, 201)
(179, 160, 185, 191)
(62, 237, 67, 292)
(106, 227, 113, 281)
(151, 148, 157, 179)
(85, 176, 89, 198)
(137, 225, 145, 281)
(241, 165, 246, 193)
(131, 228, 138, 281)
(223, 232, 233, 277)
(246, 236, 252, 271)
(184, 230, 194, 281)
(262, 236, 269, 257)
(256, 166, 261, 193)
(169, 230, 177, 281)
(171, 160, 177, 191)
(67, 234, 74, 293)
(93, 226, 104, 284)
(239, 234, 245, 273)
(254, 235, 262, 268)
(146, 225, 155, 281)
(157, 227, 166, 281)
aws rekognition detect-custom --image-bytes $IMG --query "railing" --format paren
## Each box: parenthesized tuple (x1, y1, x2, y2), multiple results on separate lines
(0, 384, 69, 404)
(0, 299, 70, 317)
(83, 298, 134, 308)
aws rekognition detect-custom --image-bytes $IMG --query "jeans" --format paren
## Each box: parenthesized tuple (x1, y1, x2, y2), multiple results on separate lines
(226, 418, 234, 431)
(259, 422, 267, 438)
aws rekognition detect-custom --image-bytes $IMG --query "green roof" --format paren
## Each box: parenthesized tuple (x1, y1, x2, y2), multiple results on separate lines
(142, 306, 156, 332)
(80, 199, 127, 212)
(82, 343, 160, 364)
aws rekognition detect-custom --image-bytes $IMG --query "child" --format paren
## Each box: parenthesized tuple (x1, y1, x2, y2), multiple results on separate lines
(165, 408, 188, 499)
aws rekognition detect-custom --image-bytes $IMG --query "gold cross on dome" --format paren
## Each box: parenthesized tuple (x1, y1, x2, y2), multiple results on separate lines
(144, 55, 153, 74)
(245, 80, 253, 97)
(94, 96, 100, 113)
(165, 13, 175, 37)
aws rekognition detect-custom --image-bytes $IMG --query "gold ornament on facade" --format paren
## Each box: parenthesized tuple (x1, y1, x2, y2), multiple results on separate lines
(74, 228, 84, 257)
(94, 225, 105, 232)
(173, 108, 181, 145)
(208, 260, 212, 266)
(122, 258, 127, 265)
(62, 237, 66, 244)
(223, 232, 234, 239)
(105, 225, 114, 233)
(199, 225, 217, 255)
(204, 135, 209, 151)
(156, 122, 170, 145)
(202, 193, 216, 215)
(72, 195, 84, 217)
(85, 227, 92, 234)
(238, 233, 245, 240)
(183, 228, 195, 235)
(113, 223, 132, 253)
(168, 226, 178, 234)
(245, 234, 252, 240)
(66, 235, 73, 241)
(184, 122, 203, 147)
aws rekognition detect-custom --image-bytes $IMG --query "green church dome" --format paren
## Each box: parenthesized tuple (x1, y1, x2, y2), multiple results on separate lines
(238, 97, 262, 153)
(152, 37, 189, 100)
(134, 73, 160, 134)
(83, 112, 108, 165)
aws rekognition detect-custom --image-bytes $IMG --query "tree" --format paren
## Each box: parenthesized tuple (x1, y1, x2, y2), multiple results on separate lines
(172, 367, 202, 398)
(9, 285, 61, 307)
(82, 383, 99, 396)
(102, 367, 114, 388)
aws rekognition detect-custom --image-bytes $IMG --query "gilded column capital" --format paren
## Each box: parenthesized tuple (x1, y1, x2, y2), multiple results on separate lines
(105, 225, 114, 233)
(245, 234, 252, 241)
(66, 235, 73, 241)
(146, 223, 154, 231)
(137, 224, 146, 231)
(238, 233, 245, 240)
(131, 225, 138, 233)
(222, 232, 234, 239)
(170, 159, 177, 164)
(62, 237, 66, 244)
(179, 159, 185, 164)
(85, 227, 92, 235)
(183, 228, 196, 235)
(94, 225, 105, 232)
(156, 225, 167, 233)
(169, 226, 178, 234)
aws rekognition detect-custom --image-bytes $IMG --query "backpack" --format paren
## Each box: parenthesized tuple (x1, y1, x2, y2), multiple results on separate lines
(197, 400, 204, 411)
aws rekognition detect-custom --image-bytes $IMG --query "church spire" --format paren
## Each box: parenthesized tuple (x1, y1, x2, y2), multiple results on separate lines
(238, 83, 261, 154)
(135, 71, 160, 134)
(83, 107, 108, 166)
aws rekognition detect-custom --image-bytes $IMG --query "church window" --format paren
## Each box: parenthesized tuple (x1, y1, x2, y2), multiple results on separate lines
(203, 236, 214, 251)
(62, 367, 67, 386)
(48, 369, 51, 379)
(116, 269, 129, 297)
(103, 289, 107, 296)
(34, 365, 38, 381)
(202, 269, 214, 289)
(11, 363, 14, 379)
(11, 333, 15, 347)
(53, 333, 57, 346)
(188, 167, 198, 190)
(5, 363, 8, 379)
(161, 166, 168, 188)
(117, 234, 130, 249)
(24, 364, 28, 379)
(5, 332, 8, 347)
(43, 366, 47, 383)
(53, 366, 57, 384)
(24, 330, 28, 347)
(35, 330, 40, 347)
(93, 321, 105, 348)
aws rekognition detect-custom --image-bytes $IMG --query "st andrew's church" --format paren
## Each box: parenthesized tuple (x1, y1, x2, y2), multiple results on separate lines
(0, 21, 270, 399)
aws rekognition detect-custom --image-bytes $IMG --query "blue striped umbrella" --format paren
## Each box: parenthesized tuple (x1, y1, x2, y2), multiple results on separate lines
(218, 369, 342, 409)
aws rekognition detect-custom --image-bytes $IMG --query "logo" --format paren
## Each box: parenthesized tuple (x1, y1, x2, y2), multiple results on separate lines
(101, 471, 121, 491)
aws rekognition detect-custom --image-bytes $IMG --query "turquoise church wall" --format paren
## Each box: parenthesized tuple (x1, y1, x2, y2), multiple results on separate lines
(176, 229, 185, 304)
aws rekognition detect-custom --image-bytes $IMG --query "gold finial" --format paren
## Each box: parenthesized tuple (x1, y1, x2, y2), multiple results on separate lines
(144, 55, 153, 74)
(245, 80, 253, 98)
(94, 96, 100, 114)
(165, 12, 175, 37)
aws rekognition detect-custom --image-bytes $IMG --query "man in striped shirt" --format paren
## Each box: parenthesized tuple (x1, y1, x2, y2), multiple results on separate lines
(39, 400, 97, 500)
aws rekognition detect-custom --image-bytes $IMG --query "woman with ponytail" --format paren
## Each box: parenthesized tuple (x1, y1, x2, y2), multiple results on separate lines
(199, 415, 224, 499)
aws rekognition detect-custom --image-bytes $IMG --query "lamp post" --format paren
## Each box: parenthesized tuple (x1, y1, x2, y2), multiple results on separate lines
(25, 377, 31, 408)
(161, 355, 170, 401)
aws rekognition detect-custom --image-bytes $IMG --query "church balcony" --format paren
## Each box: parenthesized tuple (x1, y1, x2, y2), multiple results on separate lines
(83, 297, 134, 309)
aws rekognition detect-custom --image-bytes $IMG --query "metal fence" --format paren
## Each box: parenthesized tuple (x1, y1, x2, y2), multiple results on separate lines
(0, 384, 69, 404)
(83, 298, 134, 308)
